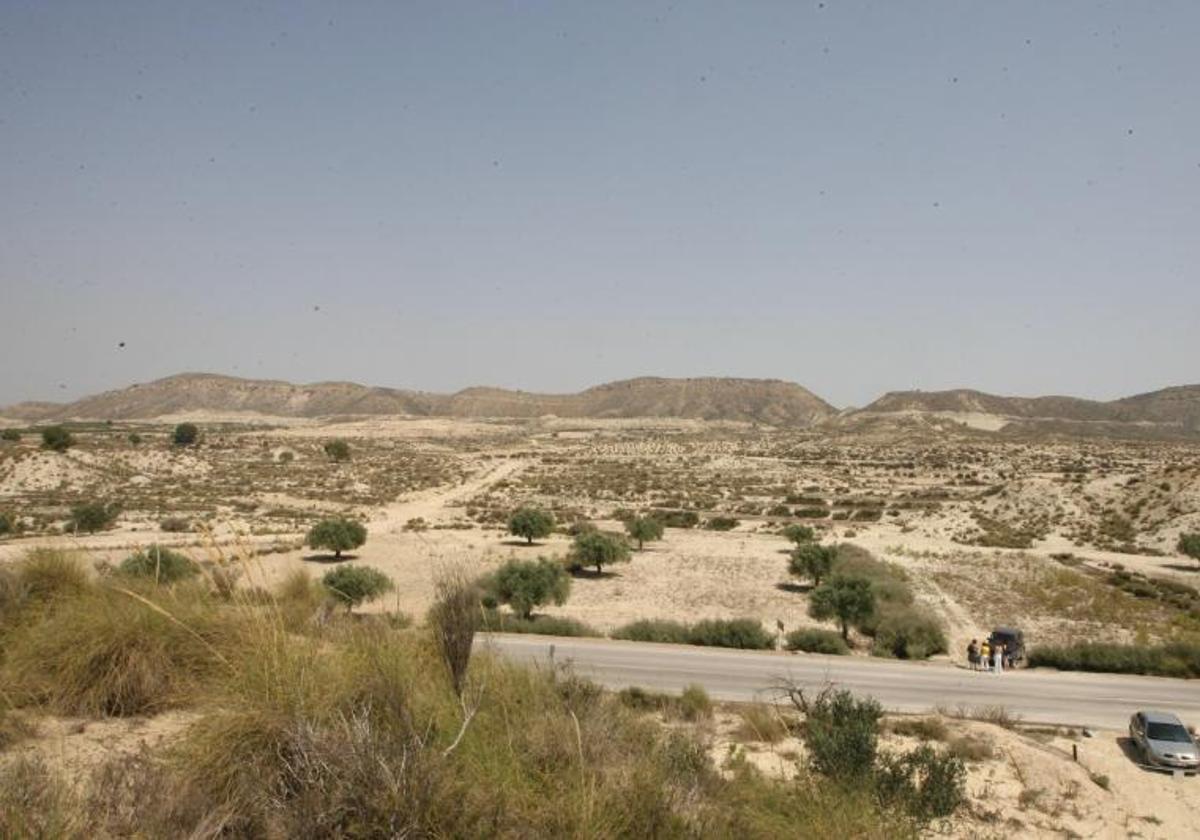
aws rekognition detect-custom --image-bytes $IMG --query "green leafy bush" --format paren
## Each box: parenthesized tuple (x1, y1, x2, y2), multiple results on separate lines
(320, 565, 394, 611)
(800, 688, 882, 782)
(172, 423, 199, 446)
(612, 617, 772, 649)
(507, 506, 555, 544)
(1178, 533, 1200, 565)
(40, 426, 73, 452)
(66, 502, 120, 534)
(479, 609, 600, 637)
(785, 628, 850, 655)
(127, 432, 143, 445)
(118, 546, 198, 584)
(159, 516, 192, 533)
(1028, 641, 1200, 678)
(0, 511, 14, 536)
(875, 745, 966, 822)
(610, 618, 691, 644)
(870, 605, 947, 660)
(781, 524, 816, 544)
(306, 517, 367, 559)
(678, 684, 713, 721)
(323, 439, 351, 461)
(705, 516, 739, 531)
(1, 429, 21, 442)
(649, 509, 700, 529)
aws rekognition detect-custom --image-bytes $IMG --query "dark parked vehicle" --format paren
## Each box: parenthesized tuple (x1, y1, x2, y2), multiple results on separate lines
(988, 627, 1025, 665)
(1129, 711, 1200, 770)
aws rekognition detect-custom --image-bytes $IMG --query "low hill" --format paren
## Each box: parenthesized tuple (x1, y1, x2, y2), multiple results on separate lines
(856, 386, 1200, 436)
(0, 373, 837, 427)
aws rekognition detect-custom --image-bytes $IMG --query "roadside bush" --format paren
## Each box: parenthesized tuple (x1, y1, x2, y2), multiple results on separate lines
(688, 618, 773, 649)
(40, 426, 73, 452)
(1028, 641, 1200, 678)
(1, 428, 20, 442)
(507, 506, 555, 544)
(611, 617, 772, 649)
(118, 546, 198, 584)
(705, 516, 740, 531)
(479, 610, 600, 637)
(320, 565, 394, 611)
(610, 618, 691, 644)
(172, 423, 199, 446)
(785, 628, 850, 655)
(428, 566, 479, 697)
(870, 605, 947, 660)
(65, 502, 120, 534)
(306, 517, 367, 559)
(482, 556, 570, 619)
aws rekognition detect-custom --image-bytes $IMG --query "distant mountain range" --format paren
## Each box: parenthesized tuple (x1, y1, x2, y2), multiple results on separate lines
(3, 374, 1199, 437)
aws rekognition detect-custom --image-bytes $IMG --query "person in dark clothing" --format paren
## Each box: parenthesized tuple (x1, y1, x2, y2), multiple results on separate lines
(967, 639, 980, 671)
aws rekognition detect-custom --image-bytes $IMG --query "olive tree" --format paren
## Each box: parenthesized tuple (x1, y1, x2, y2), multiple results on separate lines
(508, 506, 555, 545)
(321, 565, 394, 612)
(569, 531, 631, 575)
(789, 542, 837, 587)
(487, 556, 571, 619)
(808, 575, 875, 642)
(781, 524, 816, 545)
(625, 516, 664, 550)
(306, 517, 368, 559)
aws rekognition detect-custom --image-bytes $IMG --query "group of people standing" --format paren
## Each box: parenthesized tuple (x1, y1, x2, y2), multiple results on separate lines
(967, 638, 1010, 673)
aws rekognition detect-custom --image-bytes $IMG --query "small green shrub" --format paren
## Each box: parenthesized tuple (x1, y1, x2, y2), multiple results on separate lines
(127, 432, 143, 445)
(66, 502, 120, 534)
(789, 543, 837, 586)
(1, 429, 21, 442)
(40, 426, 73, 452)
(678, 684, 713, 721)
(1178, 533, 1200, 565)
(785, 628, 850, 655)
(870, 606, 947, 660)
(118, 546, 199, 584)
(323, 439, 351, 461)
(172, 423, 199, 446)
(320, 565, 394, 611)
(888, 717, 948, 741)
(0, 511, 14, 536)
(705, 516, 739, 531)
(650, 509, 700, 529)
(874, 744, 966, 822)
(781, 524, 816, 544)
(800, 687, 882, 782)
(479, 610, 600, 637)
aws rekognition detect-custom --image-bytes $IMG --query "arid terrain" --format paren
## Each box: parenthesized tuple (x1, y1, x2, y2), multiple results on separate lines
(4, 375, 1200, 837)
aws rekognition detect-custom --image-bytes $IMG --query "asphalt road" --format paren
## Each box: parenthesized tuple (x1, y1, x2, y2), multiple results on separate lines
(480, 634, 1200, 730)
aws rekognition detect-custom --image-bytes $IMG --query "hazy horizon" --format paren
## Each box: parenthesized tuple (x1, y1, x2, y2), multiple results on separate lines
(3, 2, 1198, 407)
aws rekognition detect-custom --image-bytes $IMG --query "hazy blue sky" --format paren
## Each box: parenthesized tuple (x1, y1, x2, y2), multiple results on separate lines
(2, 1, 1197, 408)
